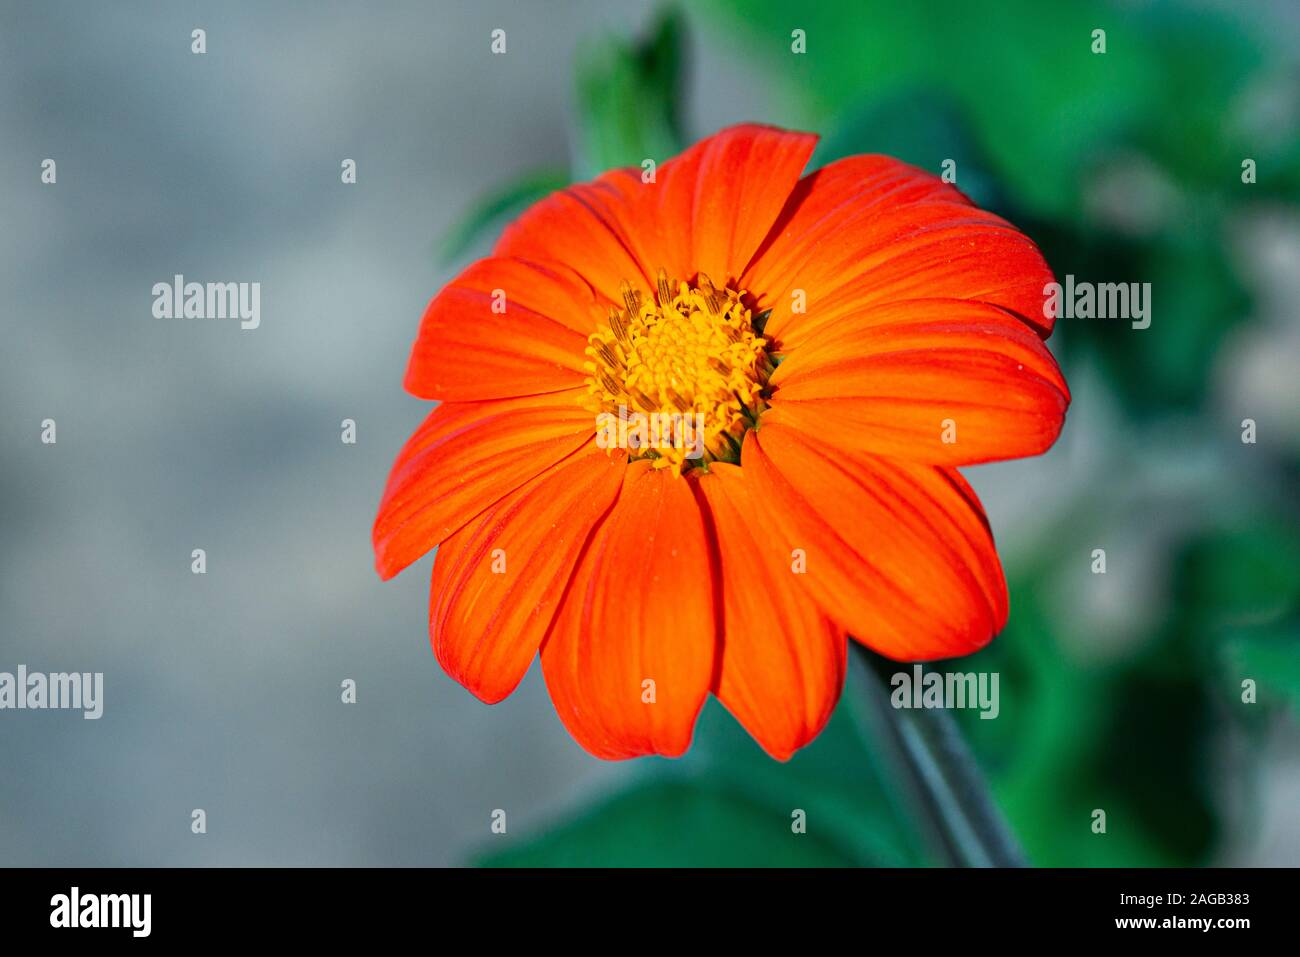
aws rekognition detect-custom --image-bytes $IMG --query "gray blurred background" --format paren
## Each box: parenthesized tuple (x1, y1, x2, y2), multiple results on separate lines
(1, 0, 1296, 866)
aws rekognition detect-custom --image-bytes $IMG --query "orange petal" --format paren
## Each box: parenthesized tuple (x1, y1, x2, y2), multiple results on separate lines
(372, 391, 596, 580)
(541, 461, 717, 759)
(429, 443, 626, 703)
(495, 126, 817, 301)
(404, 257, 596, 402)
(643, 124, 817, 285)
(769, 298, 1068, 465)
(494, 170, 654, 304)
(696, 463, 846, 760)
(744, 155, 1056, 344)
(743, 421, 1008, 660)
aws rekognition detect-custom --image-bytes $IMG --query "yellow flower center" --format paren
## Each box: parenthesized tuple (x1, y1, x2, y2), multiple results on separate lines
(583, 270, 772, 473)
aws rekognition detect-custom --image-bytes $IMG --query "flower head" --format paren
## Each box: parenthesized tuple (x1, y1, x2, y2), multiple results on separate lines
(373, 124, 1069, 760)
(584, 272, 771, 470)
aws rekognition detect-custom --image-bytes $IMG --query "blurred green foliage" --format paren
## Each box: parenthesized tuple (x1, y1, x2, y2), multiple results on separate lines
(573, 8, 688, 176)
(483, 703, 926, 867)
(484, 781, 860, 867)
(459, 0, 1299, 867)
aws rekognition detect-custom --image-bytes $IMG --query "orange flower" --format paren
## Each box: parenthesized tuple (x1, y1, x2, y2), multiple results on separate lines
(373, 124, 1069, 760)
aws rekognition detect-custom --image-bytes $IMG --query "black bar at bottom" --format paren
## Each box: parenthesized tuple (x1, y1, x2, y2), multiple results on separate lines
(0, 866, 1286, 941)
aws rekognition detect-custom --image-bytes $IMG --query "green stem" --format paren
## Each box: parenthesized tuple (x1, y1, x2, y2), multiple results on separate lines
(851, 643, 1027, 867)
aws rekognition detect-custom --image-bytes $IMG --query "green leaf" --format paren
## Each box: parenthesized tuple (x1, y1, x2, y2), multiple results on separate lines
(1223, 625, 1300, 717)
(479, 780, 859, 867)
(438, 168, 570, 264)
(1172, 519, 1300, 719)
(1031, 224, 1250, 414)
(573, 8, 687, 176)
(474, 700, 927, 868)
(680, 696, 929, 866)
(1129, 11, 1281, 198)
(700, 0, 1159, 217)
(1174, 522, 1300, 625)
(816, 90, 1007, 213)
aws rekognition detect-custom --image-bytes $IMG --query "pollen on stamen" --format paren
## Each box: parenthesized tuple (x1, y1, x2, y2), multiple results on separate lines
(582, 268, 772, 473)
